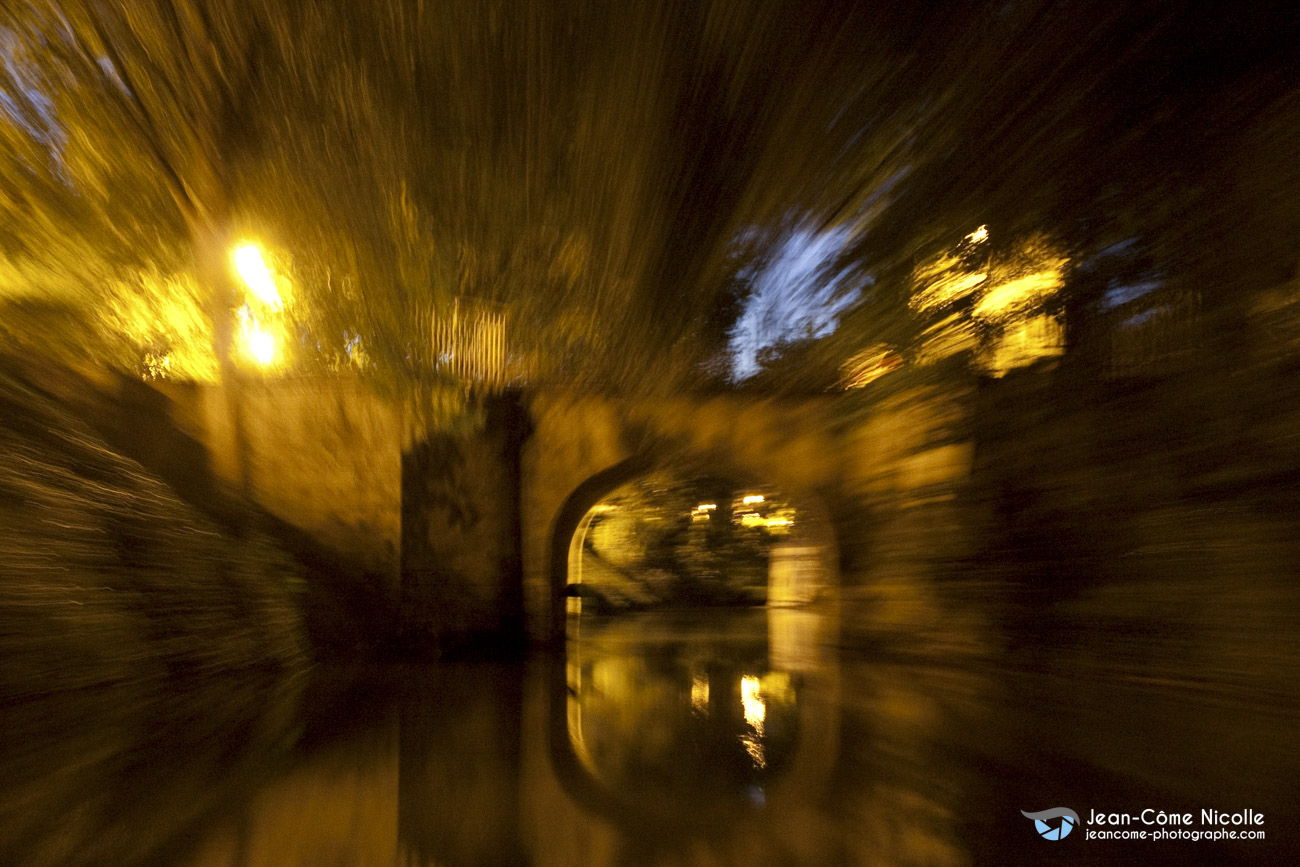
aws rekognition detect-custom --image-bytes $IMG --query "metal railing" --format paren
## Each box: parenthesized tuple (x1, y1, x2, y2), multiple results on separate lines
(432, 297, 511, 390)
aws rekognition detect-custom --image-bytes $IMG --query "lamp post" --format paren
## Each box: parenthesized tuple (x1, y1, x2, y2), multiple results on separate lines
(216, 239, 280, 504)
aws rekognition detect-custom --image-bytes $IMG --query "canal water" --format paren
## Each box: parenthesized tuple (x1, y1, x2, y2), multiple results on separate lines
(0, 607, 1291, 866)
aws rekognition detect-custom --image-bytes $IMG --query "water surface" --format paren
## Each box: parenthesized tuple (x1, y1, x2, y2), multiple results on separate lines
(0, 607, 1291, 866)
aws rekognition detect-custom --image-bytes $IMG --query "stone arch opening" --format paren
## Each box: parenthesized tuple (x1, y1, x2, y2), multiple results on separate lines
(543, 451, 841, 832)
(548, 453, 840, 637)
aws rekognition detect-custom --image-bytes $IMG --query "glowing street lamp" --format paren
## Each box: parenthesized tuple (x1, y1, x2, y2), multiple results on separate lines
(232, 243, 281, 308)
(246, 324, 275, 366)
(230, 242, 286, 369)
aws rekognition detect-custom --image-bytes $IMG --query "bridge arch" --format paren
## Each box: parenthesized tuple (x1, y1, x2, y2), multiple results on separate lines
(545, 449, 841, 642)
(522, 392, 846, 644)
(539, 447, 843, 838)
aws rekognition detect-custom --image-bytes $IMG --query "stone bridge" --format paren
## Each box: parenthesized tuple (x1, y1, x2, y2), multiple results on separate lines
(405, 389, 973, 647)
(139, 379, 974, 649)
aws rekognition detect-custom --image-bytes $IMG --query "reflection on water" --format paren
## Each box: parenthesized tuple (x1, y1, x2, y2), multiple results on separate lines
(540, 606, 850, 864)
(565, 610, 806, 816)
(0, 673, 307, 867)
(0, 605, 1293, 867)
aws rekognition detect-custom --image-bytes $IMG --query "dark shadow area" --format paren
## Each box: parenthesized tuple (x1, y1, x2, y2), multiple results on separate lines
(398, 662, 528, 866)
(400, 392, 532, 658)
(0, 660, 424, 867)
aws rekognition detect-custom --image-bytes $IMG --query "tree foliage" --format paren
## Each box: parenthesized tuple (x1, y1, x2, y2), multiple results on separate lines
(1, 0, 1297, 402)
(0, 0, 894, 396)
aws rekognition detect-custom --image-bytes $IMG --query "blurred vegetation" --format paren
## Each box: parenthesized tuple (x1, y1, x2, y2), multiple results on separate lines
(724, 1, 1299, 403)
(1, 0, 1295, 416)
(0, 0, 895, 416)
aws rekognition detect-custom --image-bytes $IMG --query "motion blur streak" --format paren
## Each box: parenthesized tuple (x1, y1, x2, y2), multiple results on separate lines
(0, 0, 1297, 865)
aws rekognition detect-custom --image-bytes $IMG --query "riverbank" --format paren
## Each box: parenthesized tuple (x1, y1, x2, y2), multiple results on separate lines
(0, 355, 308, 698)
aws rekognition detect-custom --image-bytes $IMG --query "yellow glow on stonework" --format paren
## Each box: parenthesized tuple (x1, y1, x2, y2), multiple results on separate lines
(233, 244, 281, 308)
(972, 267, 1064, 321)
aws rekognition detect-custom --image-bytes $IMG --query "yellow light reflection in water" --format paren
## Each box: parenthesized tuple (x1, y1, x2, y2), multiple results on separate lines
(741, 674, 766, 768)
(691, 674, 709, 715)
(762, 671, 795, 703)
(742, 494, 765, 505)
(741, 676, 765, 726)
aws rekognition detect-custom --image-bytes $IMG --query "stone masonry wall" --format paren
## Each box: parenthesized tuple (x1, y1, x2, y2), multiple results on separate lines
(159, 378, 403, 581)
